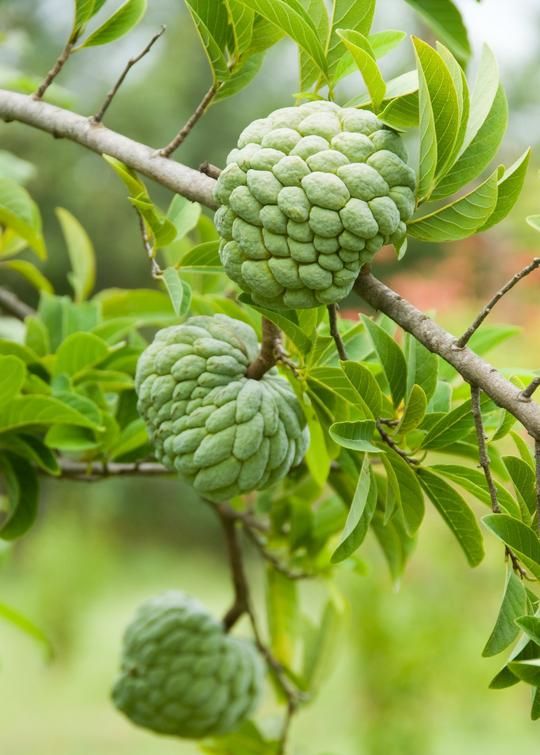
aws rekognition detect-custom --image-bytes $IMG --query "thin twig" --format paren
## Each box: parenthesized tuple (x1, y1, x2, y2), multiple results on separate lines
(520, 376, 540, 402)
(241, 525, 315, 581)
(455, 258, 540, 348)
(246, 318, 282, 379)
(536, 439, 540, 535)
(327, 304, 348, 361)
(199, 161, 222, 179)
(56, 460, 170, 480)
(159, 82, 219, 157)
(376, 420, 418, 465)
(34, 38, 75, 100)
(135, 209, 162, 277)
(0, 287, 34, 319)
(470, 384, 527, 578)
(92, 26, 166, 124)
(470, 384, 500, 513)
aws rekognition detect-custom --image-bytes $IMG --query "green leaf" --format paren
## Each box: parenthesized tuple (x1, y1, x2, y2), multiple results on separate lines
(301, 595, 343, 693)
(0, 396, 99, 433)
(405, 0, 470, 62)
(179, 240, 222, 272)
(413, 42, 436, 201)
(430, 465, 520, 519)
(0, 601, 53, 659)
(54, 332, 109, 376)
(398, 384, 427, 434)
(340, 360, 382, 418)
(0, 260, 53, 293)
(422, 395, 493, 450)
(298, 0, 329, 90)
(225, 0, 255, 57)
(332, 457, 375, 563)
(431, 87, 508, 200)
(237, 0, 327, 78)
(0, 454, 39, 540)
(483, 514, 540, 580)
(201, 721, 279, 754)
(0, 434, 59, 475)
(45, 425, 100, 453)
(527, 215, 540, 233)
(336, 30, 385, 110)
(95, 288, 176, 325)
(478, 149, 531, 232)
(304, 400, 331, 487)
(266, 568, 298, 666)
(413, 37, 460, 190)
(405, 335, 438, 402)
(483, 570, 528, 657)
(508, 660, 540, 687)
(369, 30, 406, 59)
(80, 0, 147, 47)
(238, 295, 311, 353)
(167, 195, 201, 240)
(0, 177, 46, 259)
(214, 52, 265, 101)
(362, 316, 407, 408)
(504, 456, 536, 516)
(56, 207, 95, 302)
(463, 45, 500, 152)
(385, 447, 424, 535)
(160, 267, 189, 318)
(129, 195, 177, 247)
(378, 90, 419, 131)
(408, 169, 499, 242)
(74, 0, 96, 31)
(0, 355, 26, 407)
(329, 420, 380, 453)
(327, 0, 375, 80)
(418, 468, 484, 567)
(516, 616, 540, 646)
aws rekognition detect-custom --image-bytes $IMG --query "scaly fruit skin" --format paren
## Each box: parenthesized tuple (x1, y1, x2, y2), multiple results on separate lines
(112, 592, 263, 739)
(136, 314, 309, 501)
(215, 101, 416, 309)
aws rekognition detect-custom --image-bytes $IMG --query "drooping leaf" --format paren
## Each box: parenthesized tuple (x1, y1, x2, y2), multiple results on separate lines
(405, 334, 438, 402)
(266, 568, 298, 667)
(239, 295, 312, 352)
(398, 384, 427, 434)
(160, 267, 190, 318)
(483, 514, 540, 580)
(0, 177, 46, 259)
(80, 0, 147, 47)
(419, 468, 484, 566)
(384, 447, 424, 535)
(462, 45, 500, 152)
(340, 360, 382, 418)
(362, 316, 407, 408)
(53, 332, 109, 376)
(0, 454, 39, 540)
(483, 569, 528, 657)
(0, 396, 99, 433)
(179, 241, 222, 272)
(329, 420, 380, 454)
(516, 616, 540, 646)
(95, 288, 176, 325)
(0, 601, 53, 659)
(56, 207, 96, 302)
(0, 260, 53, 293)
(332, 456, 376, 563)
(430, 465, 520, 519)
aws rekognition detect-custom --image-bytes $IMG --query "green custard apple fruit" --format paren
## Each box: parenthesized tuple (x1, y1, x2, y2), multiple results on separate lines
(214, 100, 416, 309)
(135, 314, 309, 501)
(112, 591, 264, 739)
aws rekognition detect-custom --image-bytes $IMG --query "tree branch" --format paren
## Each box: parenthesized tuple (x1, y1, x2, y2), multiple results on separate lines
(92, 26, 166, 124)
(536, 439, 540, 535)
(470, 384, 500, 513)
(520, 376, 540, 402)
(216, 505, 250, 631)
(327, 304, 348, 361)
(376, 420, 419, 465)
(354, 269, 540, 439)
(56, 460, 170, 480)
(246, 318, 282, 379)
(159, 82, 220, 157)
(0, 286, 34, 319)
(456, 257, 540, 348)
(241, 524, 315, 580)
(0, 89, 218, 208)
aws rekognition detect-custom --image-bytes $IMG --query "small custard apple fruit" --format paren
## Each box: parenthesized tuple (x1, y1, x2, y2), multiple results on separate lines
(135, 314, 309, 501)
(112, 591, 264, 739)
(214, 100, 417, 309)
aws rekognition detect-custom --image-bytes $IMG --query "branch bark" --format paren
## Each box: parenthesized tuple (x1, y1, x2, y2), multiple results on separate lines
(0, 286, 34, 319)
(0, 89, 217, 208)
(56, 460, 170, 480)
(159, 82, 219, 157)
(354, 269, 540, 439)
(246, 318, 282, 379)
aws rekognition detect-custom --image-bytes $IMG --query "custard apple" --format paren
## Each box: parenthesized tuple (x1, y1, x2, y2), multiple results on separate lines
(112, 591, 263, 739)
(135, 314, 309, 501)
(214, 100, 416, 309)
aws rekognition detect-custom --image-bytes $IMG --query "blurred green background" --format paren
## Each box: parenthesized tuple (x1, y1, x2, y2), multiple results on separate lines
(1, 1, 540, 753)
